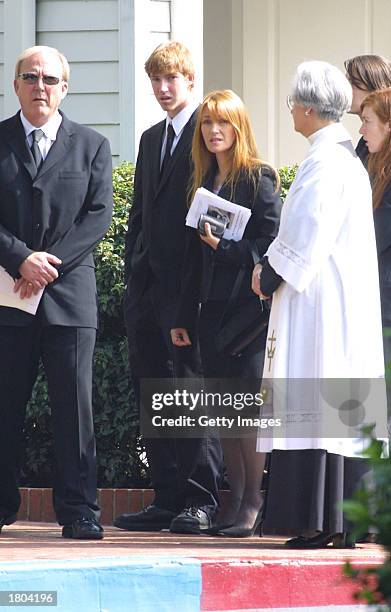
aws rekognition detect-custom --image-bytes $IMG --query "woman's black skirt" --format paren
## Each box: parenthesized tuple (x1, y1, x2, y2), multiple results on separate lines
(262, 449, 370, 535)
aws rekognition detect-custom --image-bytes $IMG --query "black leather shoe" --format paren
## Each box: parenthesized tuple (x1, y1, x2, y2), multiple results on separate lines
(285, 532, 355, 549)
(169, 507, 212, 534)
(114, 505, 176, 531)
(0, 514, 17, 534)
(62, 517, 104, 540)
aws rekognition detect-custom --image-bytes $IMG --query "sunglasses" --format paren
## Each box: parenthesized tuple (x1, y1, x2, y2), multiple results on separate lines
(17, 72, 62, 86)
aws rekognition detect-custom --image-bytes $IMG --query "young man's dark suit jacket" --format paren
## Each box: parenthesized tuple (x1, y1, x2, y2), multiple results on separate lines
(125, 112, 196, 302)
(0, 110, 113, 523)
(124, 108, 222, 515)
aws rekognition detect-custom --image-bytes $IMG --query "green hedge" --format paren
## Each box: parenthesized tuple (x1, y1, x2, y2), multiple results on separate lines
(21, 163, 297, 488)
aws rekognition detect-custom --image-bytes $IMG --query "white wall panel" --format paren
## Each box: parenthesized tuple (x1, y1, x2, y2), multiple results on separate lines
(204, 0, 391, 167)
(150, 0, 170, 32)
(203, 0, 232, 93)
(372, 0, 391, 57)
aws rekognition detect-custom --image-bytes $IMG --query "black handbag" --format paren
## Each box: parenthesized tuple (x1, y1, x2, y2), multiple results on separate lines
(215, 248, 270, 357)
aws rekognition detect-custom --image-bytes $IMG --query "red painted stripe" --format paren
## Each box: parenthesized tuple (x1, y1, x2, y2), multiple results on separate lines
(200, 561, 375, 611)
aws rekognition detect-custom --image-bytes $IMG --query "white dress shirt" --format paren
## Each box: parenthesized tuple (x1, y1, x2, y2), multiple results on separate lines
(160, 101, 199, 167)
(20, 111, 63, 161)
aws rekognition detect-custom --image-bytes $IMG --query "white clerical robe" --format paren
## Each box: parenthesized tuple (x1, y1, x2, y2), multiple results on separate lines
(257, 123, 386, 456)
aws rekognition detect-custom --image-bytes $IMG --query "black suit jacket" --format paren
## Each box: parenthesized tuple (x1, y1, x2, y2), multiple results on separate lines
(356, 136, 368, 165)
(0, 111, 113, 327)
(175, 166, 282, 329)
(356, 137, 391, 325)
(374, 182, 391, 326)
(124, 108, 198, 302)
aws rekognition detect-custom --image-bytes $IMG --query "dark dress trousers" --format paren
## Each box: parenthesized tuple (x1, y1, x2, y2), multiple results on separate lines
(124, 109, 223, 514)
(176, 167, 281, 382)
(0, 111, 113, 524)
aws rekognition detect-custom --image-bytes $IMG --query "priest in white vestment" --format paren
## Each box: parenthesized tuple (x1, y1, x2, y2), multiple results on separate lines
(252, 61, 386, 549)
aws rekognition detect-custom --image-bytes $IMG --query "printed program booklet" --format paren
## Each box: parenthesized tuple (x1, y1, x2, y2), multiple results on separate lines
(186, 187, 252, 241)
(0, 266, 43, 314)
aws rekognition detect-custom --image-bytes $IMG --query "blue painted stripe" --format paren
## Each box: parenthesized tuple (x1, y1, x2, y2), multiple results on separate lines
(0, 556, 202, 612)
(208, 607, 368, 612)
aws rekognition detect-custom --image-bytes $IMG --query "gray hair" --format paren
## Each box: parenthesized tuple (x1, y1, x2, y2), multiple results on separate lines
(15, 46, 70, 82)
(291, 60, 352, 121)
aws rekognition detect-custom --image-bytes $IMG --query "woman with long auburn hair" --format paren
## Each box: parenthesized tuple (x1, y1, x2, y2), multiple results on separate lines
(189, 90, 266, 201)
(171, 89, 282, 537)
(360, 87, 391, 365)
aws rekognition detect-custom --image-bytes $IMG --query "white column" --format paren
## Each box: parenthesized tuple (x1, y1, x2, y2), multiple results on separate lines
(3, 0, 35, 117)
(171, 0, 203, 100)
(119, 0, 154, 162)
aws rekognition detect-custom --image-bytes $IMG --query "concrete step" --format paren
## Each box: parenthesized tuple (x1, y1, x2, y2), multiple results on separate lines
(0, 523, 384, 611)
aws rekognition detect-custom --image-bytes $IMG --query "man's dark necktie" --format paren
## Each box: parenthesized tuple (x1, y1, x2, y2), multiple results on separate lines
(161, 122, 175, 175)
(30, 129, 44, 172)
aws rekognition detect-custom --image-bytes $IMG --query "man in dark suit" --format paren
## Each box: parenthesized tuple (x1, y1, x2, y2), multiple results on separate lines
(0, 46, 113, 539)
(114, 42, 222, 534)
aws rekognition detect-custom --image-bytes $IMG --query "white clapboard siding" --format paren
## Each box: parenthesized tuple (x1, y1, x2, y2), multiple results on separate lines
(88, 124, 120, 154)
(38, 0, 118, 31)
(61, 93, 119, 124)
(37, 31, 119, 63)
(36, 0, 120, 162)
(35, 0, 178, 163)
(68, 62, 119, 94)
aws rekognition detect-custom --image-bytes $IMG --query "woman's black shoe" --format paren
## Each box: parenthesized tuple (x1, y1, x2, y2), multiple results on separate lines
(284, 535, 307, 547)
(285, 532, 355, 549)
(217, 510, 263, 537)
(204, 523, 234, 535)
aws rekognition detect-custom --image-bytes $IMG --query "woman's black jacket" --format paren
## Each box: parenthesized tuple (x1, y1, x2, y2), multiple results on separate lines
(175, 166, 281, 331)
